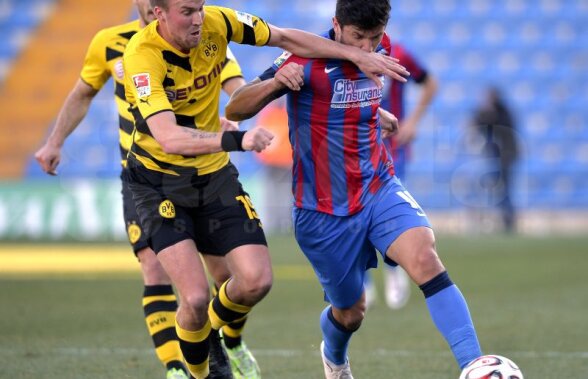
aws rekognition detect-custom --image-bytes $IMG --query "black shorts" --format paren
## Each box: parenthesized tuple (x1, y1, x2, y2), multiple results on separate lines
(124, 160, 267, 255)
(121, 171, 150, 255)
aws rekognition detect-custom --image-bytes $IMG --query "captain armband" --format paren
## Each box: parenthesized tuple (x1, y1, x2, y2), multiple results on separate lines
(221, 131, 246, 152)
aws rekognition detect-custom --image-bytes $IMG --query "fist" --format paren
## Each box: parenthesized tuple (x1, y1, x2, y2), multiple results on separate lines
(242, 126, 274, 152)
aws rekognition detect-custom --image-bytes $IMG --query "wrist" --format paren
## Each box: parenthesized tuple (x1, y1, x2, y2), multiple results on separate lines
(221, 131, 246, 152)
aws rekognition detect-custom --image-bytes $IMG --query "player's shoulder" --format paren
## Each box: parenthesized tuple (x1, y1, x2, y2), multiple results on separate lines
(388, 41, 413, 61)
(203, 5, 232, 28)
(125, 21, 160, 57)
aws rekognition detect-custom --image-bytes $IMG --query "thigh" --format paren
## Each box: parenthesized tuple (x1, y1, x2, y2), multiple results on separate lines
(193, 181, 267, 256)
(293, 208, 376, 309)
(368, 177, 432, 265)
(121, 175, 150, 254)
(157, 239, 209, 295)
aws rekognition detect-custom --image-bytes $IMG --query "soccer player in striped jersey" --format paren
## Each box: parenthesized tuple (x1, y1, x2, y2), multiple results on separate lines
(225, 0, 482, 377)
(364, 43, 438, 310)
(121, 1, 407, 378)
(34, 1, 256, 378)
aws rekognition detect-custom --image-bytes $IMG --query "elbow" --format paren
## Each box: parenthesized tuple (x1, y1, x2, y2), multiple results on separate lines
(224, 106, 240, 122)
(225, 104, 251, 122)
(159, 138, 181, 155)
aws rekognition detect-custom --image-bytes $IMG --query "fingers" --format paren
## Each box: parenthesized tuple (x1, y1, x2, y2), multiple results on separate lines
(360, 54, 409, 87)
(219, 116, 239, 131)
(276, 63, 304, 91)
(243, 127, 274, 152)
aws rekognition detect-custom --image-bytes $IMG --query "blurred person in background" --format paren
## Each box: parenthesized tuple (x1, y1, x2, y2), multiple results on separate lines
(364, 42, 438, 310)
(469, 86, 519, 233)
(252, 101, 293, 235)
(121, 0, 407, 378)
(34, 1, 258, 378)
(225, 0, 482, 377)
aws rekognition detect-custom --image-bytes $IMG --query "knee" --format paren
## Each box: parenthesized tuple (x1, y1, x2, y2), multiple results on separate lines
(181, 292, 211, 322)
(335, 305, 365, 331)
(236, 270, 273, 303)
(413, 246, 445, 284)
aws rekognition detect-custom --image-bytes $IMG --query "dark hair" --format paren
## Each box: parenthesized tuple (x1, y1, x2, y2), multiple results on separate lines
(150, 0, 167, 10)
(335, 0, 391, 30)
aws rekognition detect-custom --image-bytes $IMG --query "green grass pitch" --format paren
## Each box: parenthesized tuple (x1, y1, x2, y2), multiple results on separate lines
(0, 234, 587, 378)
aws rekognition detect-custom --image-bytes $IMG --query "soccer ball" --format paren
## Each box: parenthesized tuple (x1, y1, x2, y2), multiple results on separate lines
(459, 355, 524, 379)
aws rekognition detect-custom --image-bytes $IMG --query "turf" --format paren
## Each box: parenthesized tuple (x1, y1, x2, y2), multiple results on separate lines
(0, 234, 587, 378)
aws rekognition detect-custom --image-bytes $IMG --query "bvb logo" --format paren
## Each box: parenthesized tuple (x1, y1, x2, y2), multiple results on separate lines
(159, 199, 176, 219)
(127, 223, 142, 244)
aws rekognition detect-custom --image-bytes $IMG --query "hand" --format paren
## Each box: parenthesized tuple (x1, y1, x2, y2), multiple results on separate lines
(220, 116, 239, 131)
(353, 51, 409, 88)
(378, 107, 399, 139)
(274, 62, 304, 91)
(34, 143, 61, 176)
(242, 126, 274, 152)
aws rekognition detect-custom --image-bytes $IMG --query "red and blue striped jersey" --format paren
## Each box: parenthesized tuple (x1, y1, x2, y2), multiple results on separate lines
(380, 43, 428, 162)
(259, 30, 395, 216)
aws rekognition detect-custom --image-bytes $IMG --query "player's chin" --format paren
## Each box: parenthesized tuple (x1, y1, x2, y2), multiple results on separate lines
(187, 33, 201, 48)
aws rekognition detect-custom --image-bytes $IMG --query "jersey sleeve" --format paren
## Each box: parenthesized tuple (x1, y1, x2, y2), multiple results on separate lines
(80, 30, 111, 91)
(123, 48, 171, 120)
(220, 47, 244, 84)
(398, 46, 428, 84)
(214, 7, 271, 46)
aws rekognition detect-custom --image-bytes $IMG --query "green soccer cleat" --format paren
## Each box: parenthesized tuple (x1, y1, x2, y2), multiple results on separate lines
(224, 341, 261, 379)
(166, 367, 190, 379)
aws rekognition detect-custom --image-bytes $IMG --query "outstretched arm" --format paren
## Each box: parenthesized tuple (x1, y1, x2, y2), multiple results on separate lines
(34, 79, 98, 175)
(225, 62, 304, 122)
(146, 111, 274, 154)
(395, 75, 438, 146)
(267, 25, 409, 87)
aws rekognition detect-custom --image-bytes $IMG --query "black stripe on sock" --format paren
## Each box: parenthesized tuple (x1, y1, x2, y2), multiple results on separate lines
(152, 327, 178, 348)
(419, 271, 453, 298)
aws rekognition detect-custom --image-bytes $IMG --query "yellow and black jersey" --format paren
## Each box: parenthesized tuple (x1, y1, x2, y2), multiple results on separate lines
(124, 6, 269, 176)
(80, 18, 243, 169)
(81, 19, 141, 166)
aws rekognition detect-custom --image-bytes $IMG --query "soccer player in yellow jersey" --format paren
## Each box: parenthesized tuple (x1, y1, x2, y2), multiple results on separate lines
(122, 1, 409, 378)
(34, 1, 258, 378)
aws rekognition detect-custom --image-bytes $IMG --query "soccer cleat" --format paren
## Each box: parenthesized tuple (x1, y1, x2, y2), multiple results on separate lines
(384, 266, 411, 310)
(166, 367, 190, 379)
(224, 340, 261, 379)
(320, 341, 353, 379)
(208, 328, 234, 379)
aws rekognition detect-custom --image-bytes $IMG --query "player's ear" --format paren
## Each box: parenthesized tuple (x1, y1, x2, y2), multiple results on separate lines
(332, 17, 340, 33)
(332, 17, 343, 42)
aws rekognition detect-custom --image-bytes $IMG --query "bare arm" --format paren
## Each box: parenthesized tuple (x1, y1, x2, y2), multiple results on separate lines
(395, 75, 438, 146)
(34, 79, 98, 175)
(147, 110, 273, 155)
(225, 62, 304, 121)
(378, 107, 399, 139)
(267, 25, 409, 87)
(222, 76, 246, 97)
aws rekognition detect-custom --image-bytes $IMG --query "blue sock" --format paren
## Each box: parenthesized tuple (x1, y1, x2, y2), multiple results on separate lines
(420, 272, 483, 369)
(320, 306, 354, 365)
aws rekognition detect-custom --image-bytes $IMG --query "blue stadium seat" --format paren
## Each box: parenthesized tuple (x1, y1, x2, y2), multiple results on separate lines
(19, 0, 588, 209)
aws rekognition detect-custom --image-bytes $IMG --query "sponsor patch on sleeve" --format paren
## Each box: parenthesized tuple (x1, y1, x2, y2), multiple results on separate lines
(132, 73, 151, 98)
(273, 51, 292, 68)
(235, 11, 255, 27)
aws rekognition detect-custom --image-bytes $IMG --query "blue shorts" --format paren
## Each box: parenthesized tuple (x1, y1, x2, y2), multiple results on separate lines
(293, 177, 431, 309)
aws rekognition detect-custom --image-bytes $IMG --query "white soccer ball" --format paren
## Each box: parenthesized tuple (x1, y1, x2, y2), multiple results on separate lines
(459, 355, 524, 379)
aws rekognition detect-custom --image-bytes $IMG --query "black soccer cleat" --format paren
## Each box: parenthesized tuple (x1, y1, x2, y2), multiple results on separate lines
(208, 328, 234, 379)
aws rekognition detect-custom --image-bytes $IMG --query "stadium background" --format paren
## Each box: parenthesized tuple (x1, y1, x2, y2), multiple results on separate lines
(1, 0, 587, 240)
(0, 1, 587, 378)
